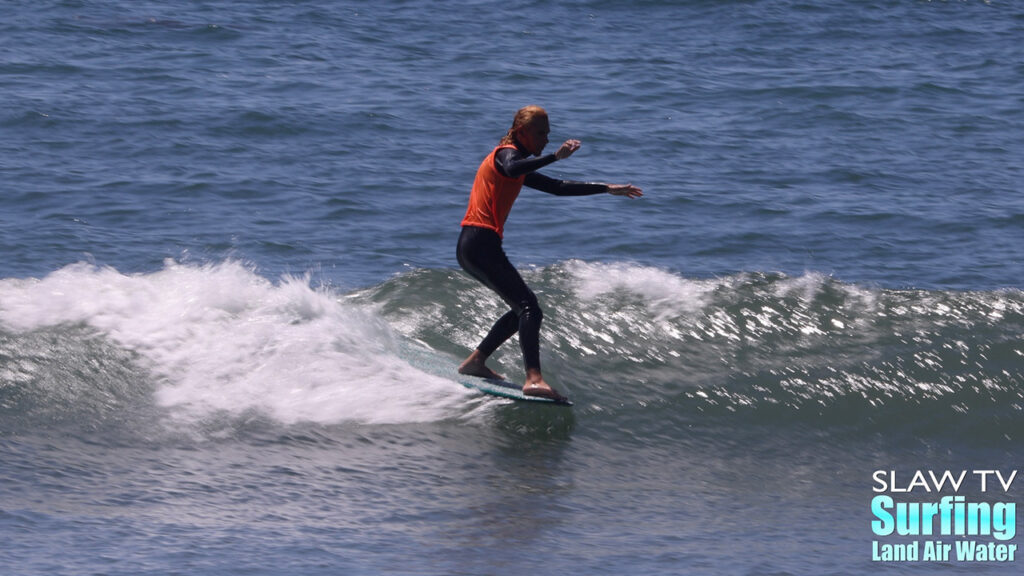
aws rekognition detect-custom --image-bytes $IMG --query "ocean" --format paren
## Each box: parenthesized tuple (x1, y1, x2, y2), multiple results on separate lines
(2, 1, 1023, 574)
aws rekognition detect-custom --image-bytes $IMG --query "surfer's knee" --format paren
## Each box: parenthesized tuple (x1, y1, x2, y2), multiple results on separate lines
(517, 294, 543, 324)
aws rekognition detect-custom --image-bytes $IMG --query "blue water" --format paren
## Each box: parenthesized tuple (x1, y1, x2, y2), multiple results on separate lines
(2, 1, 1023, 574)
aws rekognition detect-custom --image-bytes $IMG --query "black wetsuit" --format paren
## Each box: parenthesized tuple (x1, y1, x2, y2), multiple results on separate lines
(457, 143, 606, 372)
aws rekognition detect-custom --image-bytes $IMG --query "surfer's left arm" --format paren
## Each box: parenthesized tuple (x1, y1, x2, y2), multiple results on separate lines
(524, 172, 643, 198)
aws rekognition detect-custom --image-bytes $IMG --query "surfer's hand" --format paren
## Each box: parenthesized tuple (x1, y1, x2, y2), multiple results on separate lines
(608, 183, 643, 198)
(555, 139, 581, 160)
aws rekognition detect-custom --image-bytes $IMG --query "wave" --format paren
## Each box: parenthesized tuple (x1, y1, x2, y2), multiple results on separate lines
(356, 260, 1024, 440)
(0, 261, 470, 434)
(2, 260, 1022, 440)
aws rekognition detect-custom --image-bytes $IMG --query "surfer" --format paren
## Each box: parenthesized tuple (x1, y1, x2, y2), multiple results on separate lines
(457, 105, 642, 401)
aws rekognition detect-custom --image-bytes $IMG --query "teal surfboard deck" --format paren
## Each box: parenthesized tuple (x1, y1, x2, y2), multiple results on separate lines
(396, 340, 573, 406)
(458, 376, 574, 406)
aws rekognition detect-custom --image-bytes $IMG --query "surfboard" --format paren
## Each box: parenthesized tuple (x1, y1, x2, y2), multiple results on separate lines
(394, 340, 573, 406)
(459, 376, 574, 406)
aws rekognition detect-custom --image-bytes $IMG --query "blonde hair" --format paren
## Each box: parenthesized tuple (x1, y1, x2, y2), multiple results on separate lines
(499, 105, 548, 146)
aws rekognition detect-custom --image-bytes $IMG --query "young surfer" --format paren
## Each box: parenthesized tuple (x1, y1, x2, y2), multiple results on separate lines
(457, 105, 642, 401)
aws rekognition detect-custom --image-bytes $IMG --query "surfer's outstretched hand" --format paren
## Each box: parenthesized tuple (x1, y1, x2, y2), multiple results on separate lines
(608, 183, 643, 198)
(555, 139, 581, 160)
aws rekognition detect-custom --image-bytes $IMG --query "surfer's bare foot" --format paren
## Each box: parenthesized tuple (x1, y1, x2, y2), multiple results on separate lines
(522, 370, 567, 402)
(458, 350, 504, 380)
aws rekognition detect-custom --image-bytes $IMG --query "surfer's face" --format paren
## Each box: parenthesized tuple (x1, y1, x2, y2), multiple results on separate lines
(517, 118, 550, 156)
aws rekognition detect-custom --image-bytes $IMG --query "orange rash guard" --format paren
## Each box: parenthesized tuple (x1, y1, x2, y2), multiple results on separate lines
(461, 145, 524, 238)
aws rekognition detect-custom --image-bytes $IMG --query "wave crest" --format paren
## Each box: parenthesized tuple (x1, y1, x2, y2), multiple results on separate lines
(0, 260, 467, 429)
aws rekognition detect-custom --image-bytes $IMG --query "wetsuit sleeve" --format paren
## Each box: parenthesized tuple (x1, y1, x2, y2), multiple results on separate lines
(524, 172, 609, 196)
(494, 147, 558, 178)
(495, 147, 608, 196)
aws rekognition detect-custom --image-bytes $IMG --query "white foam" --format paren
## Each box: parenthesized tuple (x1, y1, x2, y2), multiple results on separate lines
(0, 261, 467, 425)
(564, 260, 714, 319)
